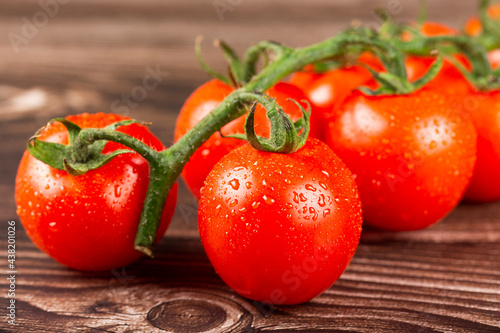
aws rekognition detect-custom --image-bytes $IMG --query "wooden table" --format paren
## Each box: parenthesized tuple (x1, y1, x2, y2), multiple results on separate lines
(1, 0, 499, 331)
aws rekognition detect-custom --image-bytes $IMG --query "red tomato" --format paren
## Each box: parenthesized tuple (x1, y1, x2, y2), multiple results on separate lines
(406, 23, 500, 202)
(325, 88, 477, 231)
(463, 89, 500, 202)
(465, 3, 500, 36)
(198, 138, 362, 305)
(15, 113, 178, 271)
(174, 79, 319, 199)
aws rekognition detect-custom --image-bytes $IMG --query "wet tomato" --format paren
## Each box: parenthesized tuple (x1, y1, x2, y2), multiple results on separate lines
(198, 138, 362, 305)
(174, 79, 319, 199)
(325, 88, 477, 231)
(15, 113, 178, 271)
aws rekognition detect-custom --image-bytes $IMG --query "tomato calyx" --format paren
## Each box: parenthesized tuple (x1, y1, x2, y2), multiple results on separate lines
(219, 91, 311, 154)
(28, 118, 144, 176)
(244, 98, 310, 153)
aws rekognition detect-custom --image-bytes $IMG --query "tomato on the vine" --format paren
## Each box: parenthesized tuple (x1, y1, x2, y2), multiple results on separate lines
(174, 79, 319, 199)
(325, 87, 477, 231)
(15, 113, 178, 271)
(198, 138, 362, 305)
(404, 22, 500, 202)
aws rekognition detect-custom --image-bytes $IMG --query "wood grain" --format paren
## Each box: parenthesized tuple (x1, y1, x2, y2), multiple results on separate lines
(1, 0, 500, 332)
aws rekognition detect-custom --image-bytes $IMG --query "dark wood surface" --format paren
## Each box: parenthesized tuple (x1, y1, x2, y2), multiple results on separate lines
(1, 1, 500, 332)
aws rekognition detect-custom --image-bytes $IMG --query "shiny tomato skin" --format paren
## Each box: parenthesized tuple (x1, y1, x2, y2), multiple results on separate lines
(15, 113, 178, 271)
(174, 79, 320, 199)
(198, 138, 363, 305)
(325, 88, 477, 231)
(463, 90, 500, 202)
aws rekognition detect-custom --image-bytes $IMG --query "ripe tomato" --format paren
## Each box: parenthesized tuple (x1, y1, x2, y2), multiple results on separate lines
(405, 23, 500, 203)
(289, 53, 383, 140)
(198, 138, 363, 305)
(462, 89, 500, 202)
(174, 79, 319, 199)
(325, 88, 477, 231)
(15, 113, 178, 271)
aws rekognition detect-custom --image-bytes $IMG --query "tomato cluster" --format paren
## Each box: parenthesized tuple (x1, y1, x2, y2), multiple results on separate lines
(15, 2, 500, 306)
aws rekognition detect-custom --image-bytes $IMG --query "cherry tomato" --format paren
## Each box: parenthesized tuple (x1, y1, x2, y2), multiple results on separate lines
(174, 79, 319, 199)
(462, 89, 500, 202)
(405, 22, 500, 202)
(15, 113, 178, 271)
(198, 138, 362, 305)
(325, 88, 477, 231)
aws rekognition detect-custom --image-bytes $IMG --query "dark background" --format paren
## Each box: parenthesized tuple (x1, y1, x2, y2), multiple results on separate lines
(1, 1, 499, 332)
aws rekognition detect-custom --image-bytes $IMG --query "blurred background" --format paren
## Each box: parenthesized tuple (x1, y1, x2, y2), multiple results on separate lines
(0, 0, 480, 235)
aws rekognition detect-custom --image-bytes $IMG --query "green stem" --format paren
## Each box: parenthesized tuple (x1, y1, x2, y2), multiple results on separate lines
(73, 129, 173, 257)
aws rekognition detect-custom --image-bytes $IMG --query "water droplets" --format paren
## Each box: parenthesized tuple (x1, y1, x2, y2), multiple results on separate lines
(263, 195, 275, 205)
(215, 204, 222, 216)
(114, 185, 122, 197)
(229, 179, 240, 191)
(318, 194, 326, 207)
(229, 199, 238, 207)
(305, 184, 317, 192)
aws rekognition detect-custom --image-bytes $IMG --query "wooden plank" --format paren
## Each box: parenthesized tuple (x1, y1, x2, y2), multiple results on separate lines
(1, 0, 500, 331)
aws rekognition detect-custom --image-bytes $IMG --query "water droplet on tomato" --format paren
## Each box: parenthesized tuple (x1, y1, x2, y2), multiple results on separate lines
(263, 195, 275, 205)
(229, 179, 240, 191)
(305, 184, 317, 192)
(229, 199, 238, 207)
(318, 194, 326, 207)
(293, 192, 300, 204)
(245, 182, 253, 189)
(114, 185, 122, 197)
(252, 201, 260, 209)
(429, 141, 437, 149)
(215, 204, 221, 216)
(299, 193, 307, 202)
